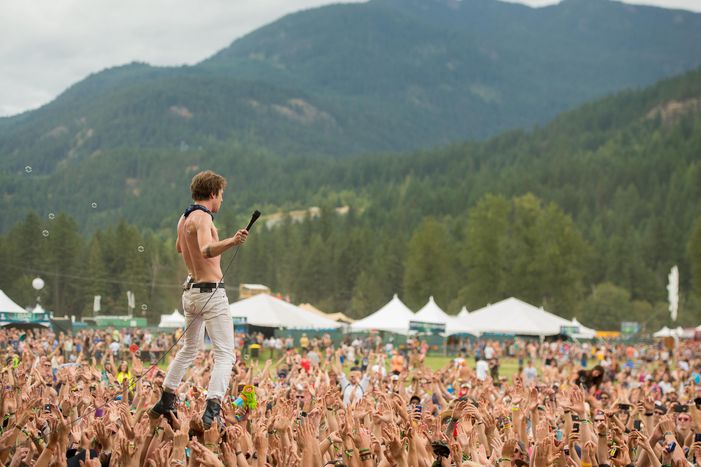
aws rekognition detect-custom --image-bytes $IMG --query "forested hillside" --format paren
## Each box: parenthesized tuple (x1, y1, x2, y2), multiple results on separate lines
(1, 67, 700, 331)
(2, 0, 701, 171)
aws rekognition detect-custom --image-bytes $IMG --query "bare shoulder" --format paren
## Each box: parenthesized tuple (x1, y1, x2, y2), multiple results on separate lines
(187, 211, 213, 233)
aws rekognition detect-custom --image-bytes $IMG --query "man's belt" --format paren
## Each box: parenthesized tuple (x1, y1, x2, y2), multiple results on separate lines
(189, 282, 224, 292)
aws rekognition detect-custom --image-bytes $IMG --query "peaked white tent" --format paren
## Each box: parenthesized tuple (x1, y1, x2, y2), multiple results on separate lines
(414, 296, 475, 336)
(458, 307, 470, 318)
(653, 326, 684, 338)
(351, 294, 414, 335)
(414, 296, 449, 323)
(230, 294, 341, 329)
(159, 310, 186, 329)
(463, 297, 572, 337)
(0, 290, 25, 313)
(570, 318, 597, 339)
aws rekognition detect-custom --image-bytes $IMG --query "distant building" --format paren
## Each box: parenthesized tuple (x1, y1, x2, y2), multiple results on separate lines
(239, 284, 271, 300)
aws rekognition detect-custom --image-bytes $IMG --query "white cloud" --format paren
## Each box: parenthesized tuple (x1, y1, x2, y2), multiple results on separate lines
(1, 0, 699, 117)
(0, 0, 369, 116)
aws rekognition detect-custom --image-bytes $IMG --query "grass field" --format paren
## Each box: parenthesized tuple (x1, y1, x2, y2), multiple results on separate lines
(422, 355, 523, 378)
(230, 355, 529, 378)
(151, 354, 531, 379)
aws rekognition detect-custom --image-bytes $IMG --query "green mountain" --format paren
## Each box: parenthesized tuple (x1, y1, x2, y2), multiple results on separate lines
(2, 65, 700, 326)
(2, 0, 701, 174)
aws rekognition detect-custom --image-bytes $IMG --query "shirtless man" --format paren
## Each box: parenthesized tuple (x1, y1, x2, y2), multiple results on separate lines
(149, 170, 248, 428)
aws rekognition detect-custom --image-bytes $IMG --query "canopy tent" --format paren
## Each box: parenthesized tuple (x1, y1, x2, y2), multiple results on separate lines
(414, 296, 450, 323)
(653, 326, 684, 338)
(570, 318, 597, 339)
(0, 290, 25, 313)
(458, 307, 470, 318)
(32, 304, 46, 314)
(230, 294, 341, 329)
(298, 303, 355, 324)
(462, 297, 573, 337)
(350, 294, 414, 335)
(159, 309, 186, 329)
(414, 296, 474, 336)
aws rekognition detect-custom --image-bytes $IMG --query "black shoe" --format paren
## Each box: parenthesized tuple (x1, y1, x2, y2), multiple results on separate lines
(148, 390, 177, 421)
(202, 399, 222, 430)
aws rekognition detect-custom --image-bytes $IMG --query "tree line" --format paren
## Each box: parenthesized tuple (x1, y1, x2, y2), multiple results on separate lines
(1, 197, 699, 333)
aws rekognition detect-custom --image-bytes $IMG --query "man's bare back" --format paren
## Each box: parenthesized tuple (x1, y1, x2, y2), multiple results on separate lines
(177, 211, 223, 283)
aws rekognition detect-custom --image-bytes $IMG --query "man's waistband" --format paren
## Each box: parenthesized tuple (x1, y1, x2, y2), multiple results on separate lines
(188, 282, 224, 292)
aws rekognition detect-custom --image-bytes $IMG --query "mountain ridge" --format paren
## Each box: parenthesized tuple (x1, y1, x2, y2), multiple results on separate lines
(2, 0, 701, 171)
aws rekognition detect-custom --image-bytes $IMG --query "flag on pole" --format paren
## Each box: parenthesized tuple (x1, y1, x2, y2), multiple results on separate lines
(668, 266, 679, 322)
(127, 290, 135, 311)
(93, 295, 101, 314)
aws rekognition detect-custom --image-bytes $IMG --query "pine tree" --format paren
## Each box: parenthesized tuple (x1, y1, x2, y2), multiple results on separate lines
(689, 217, 701, 298)
(403, 218, 458, 310)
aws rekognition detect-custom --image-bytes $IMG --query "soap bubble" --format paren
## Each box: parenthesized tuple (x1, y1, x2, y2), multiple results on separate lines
(25, 166, 32, 173)
(42, 230, 49, 237)
(48, 213, 55, 220)
(91, 202, 98, 209)
(137, 245, 145, 253)
(141, 304, 148, 311)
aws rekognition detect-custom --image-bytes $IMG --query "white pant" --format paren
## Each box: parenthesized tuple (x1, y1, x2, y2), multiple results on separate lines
(163, 287, 235, 402)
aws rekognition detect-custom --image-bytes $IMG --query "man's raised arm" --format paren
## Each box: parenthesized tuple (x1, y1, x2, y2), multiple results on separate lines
(195, 217, 247, 258)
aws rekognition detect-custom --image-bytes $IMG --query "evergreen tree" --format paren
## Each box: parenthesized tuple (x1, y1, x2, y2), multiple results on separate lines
(689, 217, 701, 298)
(403, 218, 458, 310)
(459, 194, 510, 310)
(577, 282, 632, 331)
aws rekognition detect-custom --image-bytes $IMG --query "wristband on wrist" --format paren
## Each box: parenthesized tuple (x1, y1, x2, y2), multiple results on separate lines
(498, 458, 512, 463)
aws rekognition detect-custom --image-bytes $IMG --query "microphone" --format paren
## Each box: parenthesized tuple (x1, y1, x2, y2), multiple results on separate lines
(245, 210, 261, 231)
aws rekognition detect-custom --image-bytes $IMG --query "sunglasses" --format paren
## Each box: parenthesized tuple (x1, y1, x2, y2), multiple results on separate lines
(678, 416, 691, 422)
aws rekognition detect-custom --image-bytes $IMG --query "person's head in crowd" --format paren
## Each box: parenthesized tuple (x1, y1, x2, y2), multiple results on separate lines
(348, 366, 362, 384)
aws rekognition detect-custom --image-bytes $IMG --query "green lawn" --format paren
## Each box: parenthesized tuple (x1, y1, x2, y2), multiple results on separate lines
(423, 355, 524, 378)
(150, 354, 529, 379)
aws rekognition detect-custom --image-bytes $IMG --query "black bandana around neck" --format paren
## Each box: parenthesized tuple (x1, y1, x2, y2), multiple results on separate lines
(183, 204, 213, 220)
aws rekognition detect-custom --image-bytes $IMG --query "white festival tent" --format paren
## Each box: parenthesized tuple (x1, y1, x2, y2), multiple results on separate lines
(159, 309, 186, 329)
(653, 326, 684, 338)
(230, 294, 342, 330)
(462, 297, 573, 337)
(414, 296, 475, 336)
(457, 307, 470, 318)
(570, 318, 597, 339)
(350, 294, 414, 335)
(0, 290, 25, 313)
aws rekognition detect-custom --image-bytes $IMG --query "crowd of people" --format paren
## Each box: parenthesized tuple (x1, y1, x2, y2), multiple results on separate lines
(1, 326, 701, 466)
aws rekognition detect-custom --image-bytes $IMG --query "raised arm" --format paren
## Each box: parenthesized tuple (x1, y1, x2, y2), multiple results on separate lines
(193, 215, 247, 258)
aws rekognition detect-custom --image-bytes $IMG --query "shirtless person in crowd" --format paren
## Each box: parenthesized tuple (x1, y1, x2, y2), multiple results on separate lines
(149, 170, 248, 428)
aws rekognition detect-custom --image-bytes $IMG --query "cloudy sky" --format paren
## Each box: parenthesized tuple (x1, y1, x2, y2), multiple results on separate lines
(1, 0, 699, 117)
